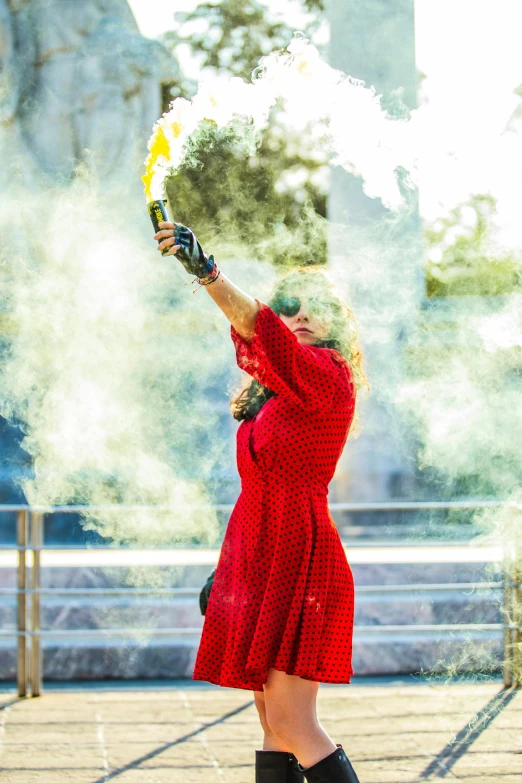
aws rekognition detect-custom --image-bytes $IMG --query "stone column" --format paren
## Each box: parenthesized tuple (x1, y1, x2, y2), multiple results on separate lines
(326, 1, 425, 511)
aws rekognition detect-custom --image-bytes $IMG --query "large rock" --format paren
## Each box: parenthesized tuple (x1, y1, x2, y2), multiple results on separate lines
(2, 0, 176, 184)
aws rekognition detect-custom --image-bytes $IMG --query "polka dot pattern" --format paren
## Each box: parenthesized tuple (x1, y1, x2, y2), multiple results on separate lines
(192, 300, 357, 692)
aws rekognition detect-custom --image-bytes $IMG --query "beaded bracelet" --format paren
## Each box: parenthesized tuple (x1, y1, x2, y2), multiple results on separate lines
(185, 265, 221, 293)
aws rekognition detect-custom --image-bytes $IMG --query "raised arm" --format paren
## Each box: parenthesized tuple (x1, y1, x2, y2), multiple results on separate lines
(153, 219, 355, 412)
(154, 220, 259, 339)
(201, 269, 260, 340)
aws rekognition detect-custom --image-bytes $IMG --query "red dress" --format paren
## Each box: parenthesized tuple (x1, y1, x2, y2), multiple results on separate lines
(192, 300, 357, 692)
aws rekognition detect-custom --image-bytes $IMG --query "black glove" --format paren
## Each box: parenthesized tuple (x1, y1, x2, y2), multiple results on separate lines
(173, 224, 216, 279)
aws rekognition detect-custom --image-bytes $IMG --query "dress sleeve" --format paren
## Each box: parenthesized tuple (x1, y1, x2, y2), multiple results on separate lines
(230, 299, 353, 412)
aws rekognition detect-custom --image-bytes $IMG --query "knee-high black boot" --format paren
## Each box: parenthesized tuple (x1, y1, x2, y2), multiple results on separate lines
(297, 744, 360, 783)
(256, 749, 305, 783)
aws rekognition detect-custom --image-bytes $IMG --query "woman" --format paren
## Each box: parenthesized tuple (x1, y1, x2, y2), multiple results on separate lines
(153, 219, 368, 783)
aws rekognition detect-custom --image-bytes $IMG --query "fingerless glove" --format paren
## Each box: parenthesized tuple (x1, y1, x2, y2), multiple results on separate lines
(173, 224, 216, 279)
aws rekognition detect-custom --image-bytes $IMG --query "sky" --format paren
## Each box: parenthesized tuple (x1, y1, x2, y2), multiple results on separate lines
(414, 1, 522, 101)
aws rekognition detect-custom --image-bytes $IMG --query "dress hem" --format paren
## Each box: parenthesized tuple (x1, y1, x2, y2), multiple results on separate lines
(192, 665, 353, 692)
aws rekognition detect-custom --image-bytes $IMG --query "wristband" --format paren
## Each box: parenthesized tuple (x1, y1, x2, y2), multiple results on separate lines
(185, 262, 221, 293)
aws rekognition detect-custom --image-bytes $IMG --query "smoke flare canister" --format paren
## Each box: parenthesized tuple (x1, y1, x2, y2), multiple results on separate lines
(148, 199, 171, 256)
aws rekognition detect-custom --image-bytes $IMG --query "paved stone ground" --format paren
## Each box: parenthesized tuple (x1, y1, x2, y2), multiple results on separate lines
(0, 678, 520, 783)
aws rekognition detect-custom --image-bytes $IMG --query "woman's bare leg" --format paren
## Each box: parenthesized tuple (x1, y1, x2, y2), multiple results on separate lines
(262, 668, 337, 769)
(253, 690, 293, 751)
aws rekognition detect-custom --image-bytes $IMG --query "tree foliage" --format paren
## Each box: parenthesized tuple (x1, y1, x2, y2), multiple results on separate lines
(165, 0, 325, 81)
(425, 195, 521, 296)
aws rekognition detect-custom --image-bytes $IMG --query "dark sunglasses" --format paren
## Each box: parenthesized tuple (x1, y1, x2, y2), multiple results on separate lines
(269, 295, 328, 317)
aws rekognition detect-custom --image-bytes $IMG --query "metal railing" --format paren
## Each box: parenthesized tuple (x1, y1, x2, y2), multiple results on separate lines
(0, 502, 520, 697)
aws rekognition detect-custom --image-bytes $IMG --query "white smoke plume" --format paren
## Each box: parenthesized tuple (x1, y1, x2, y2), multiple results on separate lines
(0, 31, 520, 560)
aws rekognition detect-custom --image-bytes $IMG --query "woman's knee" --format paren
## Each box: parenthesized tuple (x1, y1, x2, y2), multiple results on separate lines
(255, 690, 303, 739)
(262, 669, 319, 739)
(263, 693, 319, 740)
(264, 703, 318, 741)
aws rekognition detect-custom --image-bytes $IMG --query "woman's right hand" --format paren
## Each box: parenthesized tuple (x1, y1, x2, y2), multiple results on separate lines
(154, 221, 216, 279)
(154, 221, 181, 257)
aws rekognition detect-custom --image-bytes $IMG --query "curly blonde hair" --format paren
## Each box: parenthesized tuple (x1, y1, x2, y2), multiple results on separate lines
(230, 266, 369, 437)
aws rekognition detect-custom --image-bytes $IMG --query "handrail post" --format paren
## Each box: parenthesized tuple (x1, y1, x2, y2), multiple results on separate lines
(30, 512, 43, 697)
(502, 517, 522, 689)
(514, 540, 521, 687)
(502, 539, 514, 687)
(16, 509, 28, 697)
